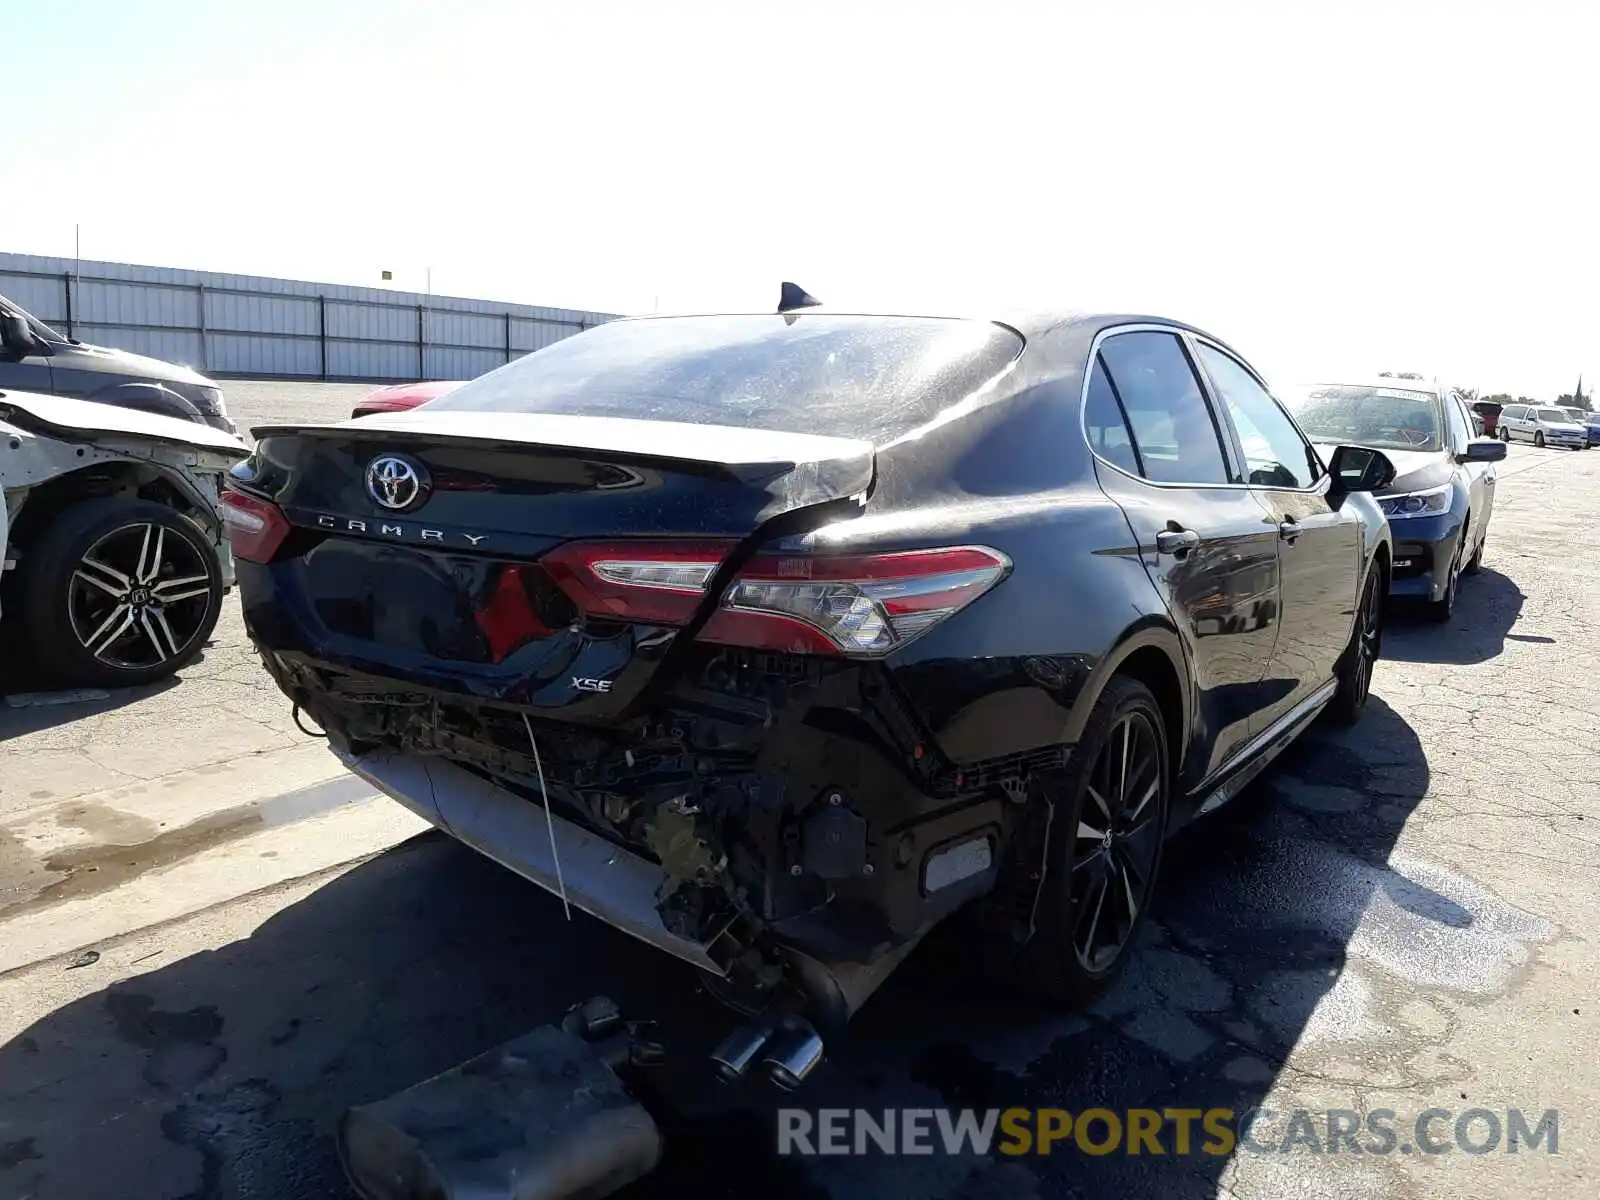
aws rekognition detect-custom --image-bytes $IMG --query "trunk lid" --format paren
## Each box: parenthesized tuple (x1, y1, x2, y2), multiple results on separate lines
(237, 413, 873, 718)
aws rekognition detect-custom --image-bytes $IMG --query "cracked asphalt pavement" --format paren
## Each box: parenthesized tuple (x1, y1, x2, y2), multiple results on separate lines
(0, 382, 1595, 1199)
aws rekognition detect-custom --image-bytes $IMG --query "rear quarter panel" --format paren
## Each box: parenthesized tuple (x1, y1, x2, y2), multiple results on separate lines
(813, 339, 1183, 768)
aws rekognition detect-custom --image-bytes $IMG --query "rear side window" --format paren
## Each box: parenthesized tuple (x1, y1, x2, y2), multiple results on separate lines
(1097, 332, 1231, 485)
(1083, 359, 1140, 475)
(425, 314, 1024, 445)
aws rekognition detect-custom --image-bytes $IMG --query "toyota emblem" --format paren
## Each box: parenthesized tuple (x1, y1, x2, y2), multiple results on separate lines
(365, 454, 430, 511)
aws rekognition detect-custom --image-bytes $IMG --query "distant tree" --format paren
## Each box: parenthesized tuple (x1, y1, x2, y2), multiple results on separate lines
(1555, 393, 1593, 411)
(1455, 387, 1479, 403)
(1378, 371, 1426, 380)
(1516, 396, 1536, 405)
(1481, 393, 1513, 404)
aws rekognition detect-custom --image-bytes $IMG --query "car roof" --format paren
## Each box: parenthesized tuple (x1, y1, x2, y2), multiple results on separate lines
(1289, 376, 1443, 395)
(614, 305, 1230, 344)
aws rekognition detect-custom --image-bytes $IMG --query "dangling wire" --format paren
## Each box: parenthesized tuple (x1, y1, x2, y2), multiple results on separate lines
(291, 704, 327, 739)
(521, 712, 571, 921)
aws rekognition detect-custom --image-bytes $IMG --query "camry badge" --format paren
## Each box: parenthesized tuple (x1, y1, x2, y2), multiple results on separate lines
(366, 454, 429, 512)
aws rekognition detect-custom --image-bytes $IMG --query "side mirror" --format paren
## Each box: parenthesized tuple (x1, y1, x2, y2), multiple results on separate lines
(1459, 439, 1507, 463)
(1326, 444, 1396, 493)
(0, 311, 34, 352)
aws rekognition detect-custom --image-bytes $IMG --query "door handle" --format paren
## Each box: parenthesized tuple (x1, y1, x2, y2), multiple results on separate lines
(1155, 528, 1200, 555)
(1277, 517, 1300, 542)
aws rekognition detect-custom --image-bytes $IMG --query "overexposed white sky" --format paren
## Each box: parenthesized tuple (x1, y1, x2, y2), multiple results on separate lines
(4, 0, 1596, 397)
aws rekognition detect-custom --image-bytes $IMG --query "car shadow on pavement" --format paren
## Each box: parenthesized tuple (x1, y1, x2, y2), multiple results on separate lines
(0, 697, 1436, 1200)
(0, 673, 182, 741)
(1382, 568, 1525, 666)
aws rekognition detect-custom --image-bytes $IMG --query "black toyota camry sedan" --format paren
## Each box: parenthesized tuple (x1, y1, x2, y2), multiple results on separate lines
(1280, 377, 1507, 621)
(222, 305, 1394, 1078)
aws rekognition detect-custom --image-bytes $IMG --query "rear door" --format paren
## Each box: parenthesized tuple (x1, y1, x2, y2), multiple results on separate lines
(1086, 328, 1282, 784)
(1191, 340, 1361, 731)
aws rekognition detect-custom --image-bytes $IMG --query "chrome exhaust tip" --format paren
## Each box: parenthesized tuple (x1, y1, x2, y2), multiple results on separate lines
(760, 1021, 825, 1091)
(709, 1023, 774, 1083)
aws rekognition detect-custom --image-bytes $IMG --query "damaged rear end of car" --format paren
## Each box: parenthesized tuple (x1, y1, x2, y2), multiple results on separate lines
(228, 313, 1027, 1045)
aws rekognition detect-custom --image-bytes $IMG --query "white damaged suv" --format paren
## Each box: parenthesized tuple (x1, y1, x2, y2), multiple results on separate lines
(1, 389, 249, 686)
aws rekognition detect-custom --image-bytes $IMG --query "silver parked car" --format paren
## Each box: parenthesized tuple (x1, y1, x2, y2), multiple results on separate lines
(1497, 403, 1589, 449)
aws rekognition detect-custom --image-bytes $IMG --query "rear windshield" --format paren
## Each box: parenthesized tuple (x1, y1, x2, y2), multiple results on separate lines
(1281, 383, 1442, 452)
(426, 314, 1024, 444)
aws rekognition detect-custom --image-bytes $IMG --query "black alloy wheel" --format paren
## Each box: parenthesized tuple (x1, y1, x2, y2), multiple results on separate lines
(1427, 532, 1465, 623)
(69, 521, 214, 670)
(997, 676, 1170, 1005)
(1329, 564, 1382, 725)
(1068, 706, 1166, 974)
(20, 498, 224, 687)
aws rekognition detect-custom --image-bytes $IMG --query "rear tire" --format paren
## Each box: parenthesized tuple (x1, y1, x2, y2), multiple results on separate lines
(997, 676, 1170, 1007)
(1328, 562, 1382, 726)
(18, 498, 223, 688)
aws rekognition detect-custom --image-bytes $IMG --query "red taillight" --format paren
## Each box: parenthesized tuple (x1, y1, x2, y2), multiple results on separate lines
(537, 539, 1010, 654)
(541, 539, 739, 625)
(218, 489, 291, 563)
(700, 546, 1010, 657)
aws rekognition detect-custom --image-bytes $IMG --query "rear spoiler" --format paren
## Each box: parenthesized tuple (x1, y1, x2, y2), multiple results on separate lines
(252, 411, 876, 502)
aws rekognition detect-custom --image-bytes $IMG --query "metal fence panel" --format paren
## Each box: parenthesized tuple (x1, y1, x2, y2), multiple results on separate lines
(425, 346, 510, 380)
(0, 270, 67, 324)
(427, 308, 506, 350)
(327, 339, 419, 380)
(209, 333, 323, 377)
(207, 291, 320, 337)
(72, 324, 202, 365)
(78, 280, 199, 328)
(0, 252, 618, 382)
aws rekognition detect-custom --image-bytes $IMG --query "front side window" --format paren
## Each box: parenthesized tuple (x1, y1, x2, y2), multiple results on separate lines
(1281, 383, 1442, 453)
(1442, 391, 1471, 452)
(1097, 332, 1230, 485)
(1197, 344, 1319, 488)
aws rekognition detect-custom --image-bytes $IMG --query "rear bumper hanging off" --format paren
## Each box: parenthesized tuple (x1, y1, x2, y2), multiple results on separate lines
(340, 747, 728, 976)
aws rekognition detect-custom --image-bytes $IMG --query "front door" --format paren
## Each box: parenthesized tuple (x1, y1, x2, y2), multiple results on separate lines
(1191, 340, 1362, 733)
(1087, 330, 1283, 787)
(1447, 392, 1497, 535)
